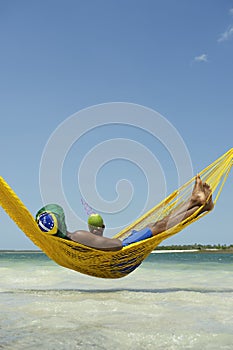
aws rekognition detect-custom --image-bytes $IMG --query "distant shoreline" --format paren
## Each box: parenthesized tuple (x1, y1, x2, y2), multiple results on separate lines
(1, 248, 233, 254)
(153, 249, 233, 254)
(0, 250, 42, 253)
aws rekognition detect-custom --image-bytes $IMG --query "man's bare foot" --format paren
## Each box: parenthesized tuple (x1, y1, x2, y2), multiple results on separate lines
(190, 175, 214, 211)
(190, 175, 206, 207)
(202, 183, 214, 212)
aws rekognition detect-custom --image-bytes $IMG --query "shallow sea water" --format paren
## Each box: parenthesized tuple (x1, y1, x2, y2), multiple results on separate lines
(0, 251, 233, 349)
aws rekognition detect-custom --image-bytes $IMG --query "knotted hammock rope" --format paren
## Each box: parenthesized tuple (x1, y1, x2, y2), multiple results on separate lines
(0, 149, 232, 279)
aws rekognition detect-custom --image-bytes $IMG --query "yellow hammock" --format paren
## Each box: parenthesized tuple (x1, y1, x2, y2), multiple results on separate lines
(0, 149, 232, 279)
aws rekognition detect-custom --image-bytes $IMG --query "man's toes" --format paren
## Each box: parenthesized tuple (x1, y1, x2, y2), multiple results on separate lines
(196, 175, 204, 190)
(203, 183, 211, 195)
(194, 175, 198, 188)
(203, 183, 210, 189)
(194, 174, 201, 189)
(204, 188, 212, 200)
(196, 174, 201, 183)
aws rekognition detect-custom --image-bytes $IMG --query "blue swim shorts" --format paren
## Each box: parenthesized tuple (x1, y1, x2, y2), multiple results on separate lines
(122, 227, 153, 247)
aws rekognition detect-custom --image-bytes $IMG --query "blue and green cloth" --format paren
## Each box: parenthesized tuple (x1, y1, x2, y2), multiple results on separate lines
(36, 204, 67, 238)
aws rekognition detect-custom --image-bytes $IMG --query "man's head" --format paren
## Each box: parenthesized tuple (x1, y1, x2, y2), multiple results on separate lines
(88, 213, 105, 236)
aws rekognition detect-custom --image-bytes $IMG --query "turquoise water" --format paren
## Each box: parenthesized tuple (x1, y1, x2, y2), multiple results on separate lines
(1, 251, 233, 349)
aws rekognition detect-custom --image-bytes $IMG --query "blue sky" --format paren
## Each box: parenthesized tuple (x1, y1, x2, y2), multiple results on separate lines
(0, 0, 232, 250)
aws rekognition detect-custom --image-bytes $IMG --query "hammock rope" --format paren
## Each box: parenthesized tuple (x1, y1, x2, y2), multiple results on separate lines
(0, 148, 232, 279)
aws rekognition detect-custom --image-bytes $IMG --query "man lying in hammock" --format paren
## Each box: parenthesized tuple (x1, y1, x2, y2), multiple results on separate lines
(36, 175, 214, 251)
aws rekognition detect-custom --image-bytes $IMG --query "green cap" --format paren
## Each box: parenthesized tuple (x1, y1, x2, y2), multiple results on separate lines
(88, 213, 104, 227)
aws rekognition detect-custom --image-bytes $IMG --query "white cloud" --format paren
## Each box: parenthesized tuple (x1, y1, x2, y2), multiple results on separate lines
(229, 8, 233, 16)
(218, 25, 233, 42)
(194, 54, 208, 63)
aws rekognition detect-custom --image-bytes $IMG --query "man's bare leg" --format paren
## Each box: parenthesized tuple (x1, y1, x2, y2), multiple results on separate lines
(149, 175, 214, 236)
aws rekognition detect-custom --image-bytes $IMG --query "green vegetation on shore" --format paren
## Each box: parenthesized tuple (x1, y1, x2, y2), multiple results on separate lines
(156, 244, 233, 251)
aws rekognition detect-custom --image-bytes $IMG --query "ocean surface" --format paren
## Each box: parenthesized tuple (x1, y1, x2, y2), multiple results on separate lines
(0, 251, 233, 350)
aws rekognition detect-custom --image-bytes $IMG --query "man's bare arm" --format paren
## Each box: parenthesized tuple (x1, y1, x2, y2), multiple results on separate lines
(66, 230, 122, 251)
